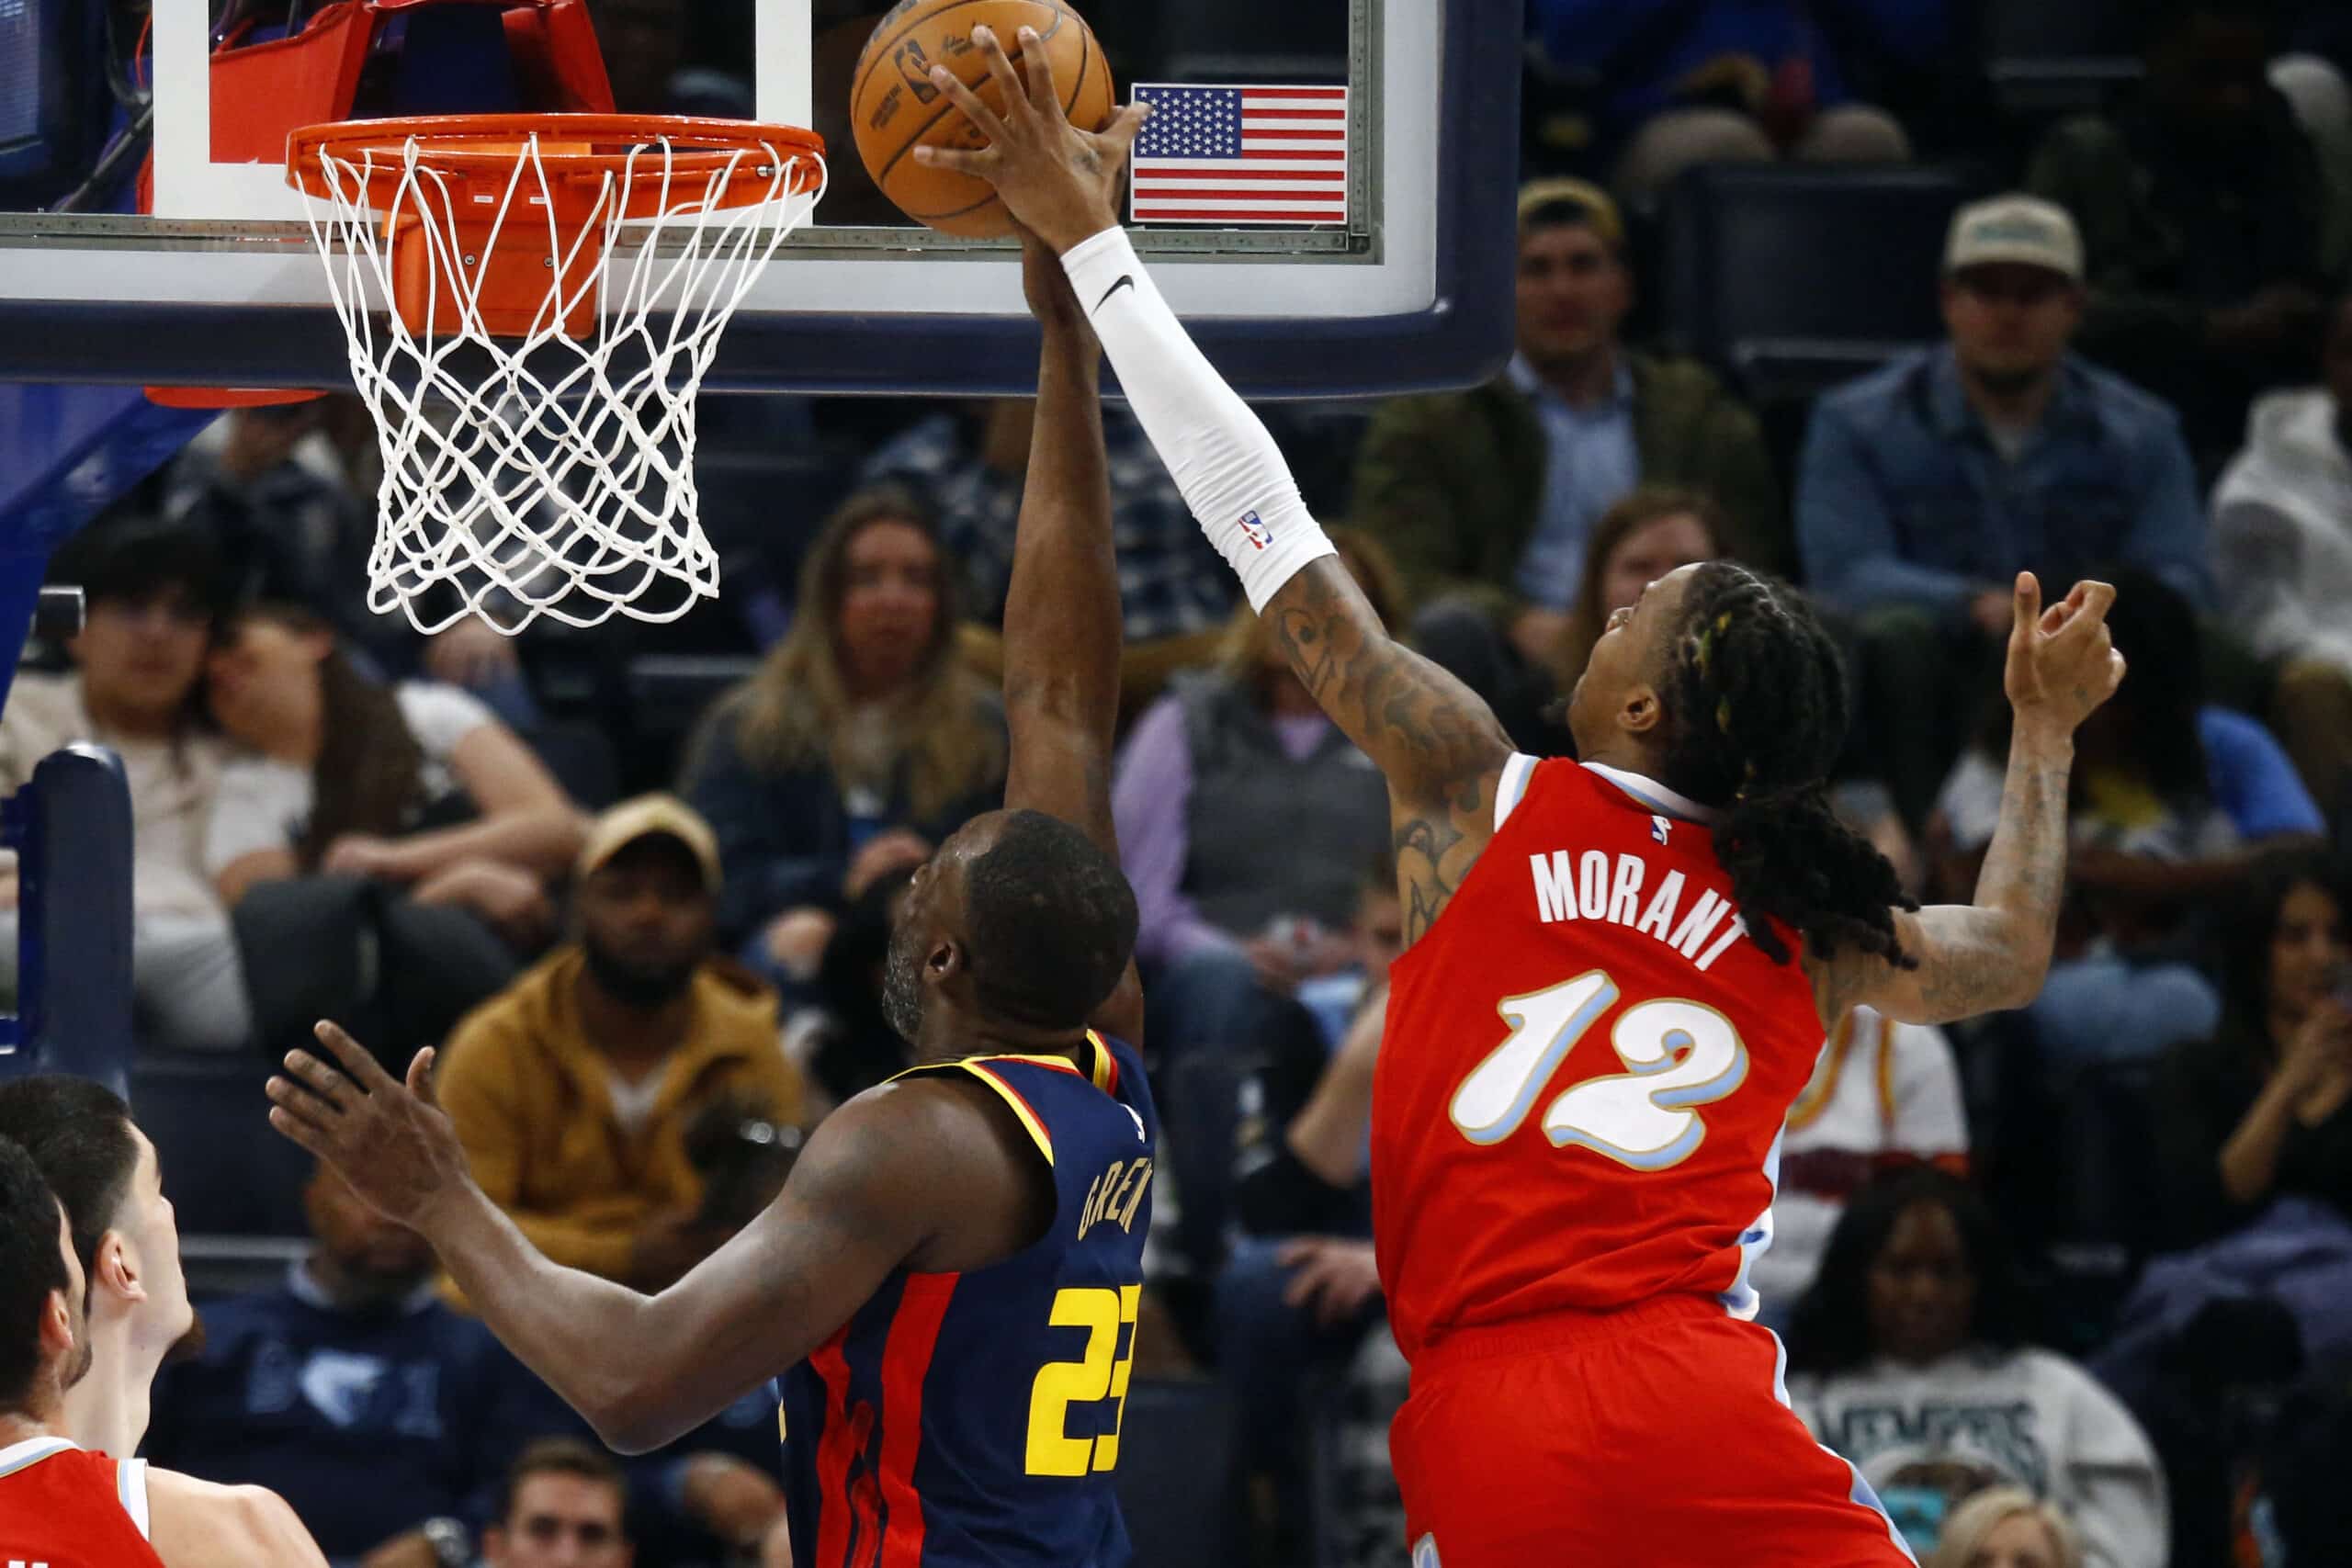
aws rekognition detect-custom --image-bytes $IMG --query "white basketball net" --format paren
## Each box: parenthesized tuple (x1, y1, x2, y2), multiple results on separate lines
(296, 130, 825, 632)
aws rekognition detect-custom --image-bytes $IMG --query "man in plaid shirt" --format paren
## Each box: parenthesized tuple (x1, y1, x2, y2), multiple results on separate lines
(863, 400, 1238, 644)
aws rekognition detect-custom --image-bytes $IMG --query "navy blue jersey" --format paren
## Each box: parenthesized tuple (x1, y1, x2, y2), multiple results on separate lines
(780, 1032, 1159, 1568)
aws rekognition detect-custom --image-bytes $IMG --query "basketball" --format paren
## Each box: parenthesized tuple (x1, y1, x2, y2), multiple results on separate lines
(851, 0, 1114, 238)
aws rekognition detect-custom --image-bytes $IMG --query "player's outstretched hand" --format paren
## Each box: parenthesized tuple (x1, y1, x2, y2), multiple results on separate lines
(2003, 571, 2127, 736)
(913, 24, 1149, 254)
(266, 1022, 470, 1230)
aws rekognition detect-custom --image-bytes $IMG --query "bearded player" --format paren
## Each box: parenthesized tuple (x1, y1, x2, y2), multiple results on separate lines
(925, 30, 2124, 1564)
(265, 204, 1171, 1564)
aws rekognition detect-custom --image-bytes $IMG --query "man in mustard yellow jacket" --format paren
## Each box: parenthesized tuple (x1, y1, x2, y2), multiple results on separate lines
(435, 795, 807, 1294)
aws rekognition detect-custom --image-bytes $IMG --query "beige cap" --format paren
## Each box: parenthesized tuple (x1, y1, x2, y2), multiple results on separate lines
(1943, 195, 2084, 283)
(1517, 176, 1626, 250)
(576, 794, 722, 894)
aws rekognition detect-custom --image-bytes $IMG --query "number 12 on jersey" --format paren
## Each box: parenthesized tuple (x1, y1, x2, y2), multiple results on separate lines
(1024, 1284, 1141, 1476)
(1448, 970, 1748, 1170)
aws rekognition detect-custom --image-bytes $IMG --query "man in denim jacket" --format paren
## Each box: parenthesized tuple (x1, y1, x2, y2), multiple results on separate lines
(1797, 195, 2215, 825)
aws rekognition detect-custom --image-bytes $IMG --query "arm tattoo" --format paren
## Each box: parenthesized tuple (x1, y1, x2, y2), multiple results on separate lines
(1264, 560, 1511, 944)
(1913, 919, 2026, 1019)
(1870, 729, 2075, 1024)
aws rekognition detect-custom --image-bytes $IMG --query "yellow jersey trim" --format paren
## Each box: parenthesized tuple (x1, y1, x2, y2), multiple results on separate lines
(960, 1061, 1056, 1165)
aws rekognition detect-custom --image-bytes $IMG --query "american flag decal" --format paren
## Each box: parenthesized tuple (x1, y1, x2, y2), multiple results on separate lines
(1130, 84, 1349, 226)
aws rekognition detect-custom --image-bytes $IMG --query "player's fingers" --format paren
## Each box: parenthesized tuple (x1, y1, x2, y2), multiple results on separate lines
(1273, 1236, 1317, 1267)
(2074, 579, 2118, 624)
(1096, 101, 1151, 155)
(264, 1083, 339, 1144)
(912, 143, 996, 175)
(2047, 583, 2117, 650)
(926, 63, 1004, 142)
(263, 1073, 335, 1123)
(407, 1046, 440, 1107)
(314, 1019, 396, 1092)
(1012, 26, 1060, 118)
(2010, 571, 2041, 638)
(266, 1104, 332, 1157)
(970, 27, 1031, 124)
(281, 1049, 358, 1111)
(2107, 649, 2128, 693)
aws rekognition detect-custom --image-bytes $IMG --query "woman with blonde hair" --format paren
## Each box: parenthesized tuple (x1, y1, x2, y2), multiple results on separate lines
(1930, 1487, 2083, 1568)
(683, 486, 1006, 984)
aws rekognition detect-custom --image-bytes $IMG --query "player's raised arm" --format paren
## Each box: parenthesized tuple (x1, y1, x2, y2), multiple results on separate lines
(996, 228, 1145, 1042)
(268, 1024, 975, 1455)
(920, 28, 1514, 942)
(1818, 573, 2126, 1027)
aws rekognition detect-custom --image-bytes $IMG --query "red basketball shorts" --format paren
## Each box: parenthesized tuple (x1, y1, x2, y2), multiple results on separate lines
(1388, 1294, 1917, 1567)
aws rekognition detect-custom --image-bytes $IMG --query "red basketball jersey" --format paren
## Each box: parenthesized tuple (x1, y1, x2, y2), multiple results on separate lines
(1372, 757, 1827, 1361)
(0, 1438, 165, 1568)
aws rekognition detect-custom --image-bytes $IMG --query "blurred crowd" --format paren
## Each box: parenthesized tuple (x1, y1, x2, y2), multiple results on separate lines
(9, 1, 2352, 1565)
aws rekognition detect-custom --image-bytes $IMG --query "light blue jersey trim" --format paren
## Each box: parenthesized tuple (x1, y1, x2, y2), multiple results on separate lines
(1581, 761, 1718, 824)
(1717, 1126, 1783, 1323)
(0, 1436, 73, 1480)
(1761, 1330, 1918, 1563)
(119, 1455, 152, 1539)
(1496, 752, 1539, 831)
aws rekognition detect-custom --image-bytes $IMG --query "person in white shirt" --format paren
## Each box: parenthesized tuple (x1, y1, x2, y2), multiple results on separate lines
(202, 603, 585, 949)
(1785, 1168, 2168, 1568)
(2208, 291, 2352, 816)
(1758, 1005, 1970, 1311)
(0, 514, 250, 1049)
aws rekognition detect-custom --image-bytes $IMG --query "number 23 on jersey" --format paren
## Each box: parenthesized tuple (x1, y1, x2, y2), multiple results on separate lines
(1447, 970, 1749, 1170)
(1023, 1283, 1141, 1476)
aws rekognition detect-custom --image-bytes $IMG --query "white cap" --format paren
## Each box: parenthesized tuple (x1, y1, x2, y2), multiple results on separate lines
(1943, 195, 2084, 283)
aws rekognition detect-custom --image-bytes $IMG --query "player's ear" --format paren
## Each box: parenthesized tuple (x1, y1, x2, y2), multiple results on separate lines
(42, 1284, 72, 1355)
(1616, 679, 1663, 738)
(96, 1230, 146, 1304)
(927, 936, 966, 984)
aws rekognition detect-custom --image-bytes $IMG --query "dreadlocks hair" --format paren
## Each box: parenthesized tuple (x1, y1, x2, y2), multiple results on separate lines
(1654, 561, 1917, 970)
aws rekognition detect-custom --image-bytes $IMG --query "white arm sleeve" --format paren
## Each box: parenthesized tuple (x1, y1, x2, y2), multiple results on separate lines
(1060, 226, 1335, 611)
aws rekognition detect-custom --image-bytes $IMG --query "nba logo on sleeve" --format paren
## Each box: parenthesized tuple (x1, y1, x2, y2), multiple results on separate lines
(1237, 511, 1275, 551)
(1652, 816, 1672, 845)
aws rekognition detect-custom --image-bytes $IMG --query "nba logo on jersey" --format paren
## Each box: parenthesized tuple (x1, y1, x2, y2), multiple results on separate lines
(1652, 815, 1672, 844)
(1237, 510, 1274, 550)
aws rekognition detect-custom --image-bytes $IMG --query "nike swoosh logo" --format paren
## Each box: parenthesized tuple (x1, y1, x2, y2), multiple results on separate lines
(1095, 275, 1135, 312)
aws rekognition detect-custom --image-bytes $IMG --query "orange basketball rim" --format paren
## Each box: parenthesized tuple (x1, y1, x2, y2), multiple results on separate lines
(286, 114, 826, 338)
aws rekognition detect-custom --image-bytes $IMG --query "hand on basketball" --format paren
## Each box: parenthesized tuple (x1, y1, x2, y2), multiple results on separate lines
(267, 1022, 470, 1232)
(913, 25, 1149, 254)
(2003, 572, 2127, 736)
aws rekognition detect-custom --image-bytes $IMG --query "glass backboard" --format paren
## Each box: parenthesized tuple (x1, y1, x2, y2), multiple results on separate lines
(0, 0, 1516, 397)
